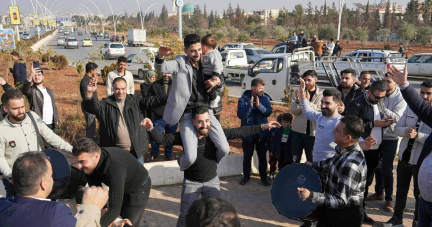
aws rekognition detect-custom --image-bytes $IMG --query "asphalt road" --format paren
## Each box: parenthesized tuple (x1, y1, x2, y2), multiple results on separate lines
(41, 27, 427, 101)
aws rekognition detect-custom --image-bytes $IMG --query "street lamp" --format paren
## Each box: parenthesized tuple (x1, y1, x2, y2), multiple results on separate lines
(105, 0, 116, 35)
(86, 0, 104, 33)
(336, 0, 346, 41)
(143, 3, 157, 30)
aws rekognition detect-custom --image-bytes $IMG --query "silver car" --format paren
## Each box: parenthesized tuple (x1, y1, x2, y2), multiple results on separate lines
(57, 36, 66, 46)
(101, 42, 126, 59)
(244, 48, 272, 64)
(64, 37, 79, 49)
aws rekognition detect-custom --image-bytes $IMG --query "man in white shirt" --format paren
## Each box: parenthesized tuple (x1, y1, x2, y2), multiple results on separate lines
(286, 32, 298, 45)
(22, 66, 59, 130)
(326, 38, 335, 56)
(106, 56, 135, 96)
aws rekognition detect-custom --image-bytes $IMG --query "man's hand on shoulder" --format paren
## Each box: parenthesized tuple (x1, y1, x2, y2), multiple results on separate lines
(262, 121, 281, 130)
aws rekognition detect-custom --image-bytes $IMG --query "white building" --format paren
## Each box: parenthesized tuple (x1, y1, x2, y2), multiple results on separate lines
(253, 9, 279, 25)
(354, 0, 405, 23)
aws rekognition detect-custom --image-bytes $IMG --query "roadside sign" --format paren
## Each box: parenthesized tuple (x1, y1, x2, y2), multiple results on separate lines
(43, 18, 48, 26)
(34, 14, 40, 25)
(0, 29, 16, 49)
(175, 0, 183, 7)
(9, 6, 21, 25)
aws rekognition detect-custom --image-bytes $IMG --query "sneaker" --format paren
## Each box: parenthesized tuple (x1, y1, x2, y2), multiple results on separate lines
(239, 177, 249, 185)
(363, 213, 375, 225)
(366, 193, 384, 201)
(210, 96, 220, 108)
(385, 201, 394, 212)
(165, 155, 173, 161)
(385, 216, 403, 226)
(146, 155, 157, 163)
(261, 177, 272, 186)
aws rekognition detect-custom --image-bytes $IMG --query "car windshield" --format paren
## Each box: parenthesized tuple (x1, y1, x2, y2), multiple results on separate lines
(83, 38, 91, 41)
(110, 44, 123, 48)
(243, 44, 256, 48)
(388, 53, 406, 63)
(58, 37, 65, 40)
(256, 50, 272, 54)
(67, 39, 77, 42)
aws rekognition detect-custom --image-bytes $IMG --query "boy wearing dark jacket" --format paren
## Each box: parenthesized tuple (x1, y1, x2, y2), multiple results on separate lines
(268, 113, 293, 179)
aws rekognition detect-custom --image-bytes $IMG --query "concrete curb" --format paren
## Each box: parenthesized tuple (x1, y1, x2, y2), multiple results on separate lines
(144, 153, 263, 186)
(31, 30, 58, 51)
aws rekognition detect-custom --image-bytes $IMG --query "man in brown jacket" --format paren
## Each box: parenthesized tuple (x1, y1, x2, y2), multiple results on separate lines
(312, 38, 323, 61)
(290, 70, 323, 163)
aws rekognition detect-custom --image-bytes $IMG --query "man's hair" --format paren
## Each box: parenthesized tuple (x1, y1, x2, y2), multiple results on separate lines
(117, 56, 128, 64)
(74, 186, 86, 204)
(281, 113, 293, 122)
(421, 79, 432, 88)
(184, 34, 201, 49)
(359, 71, 371, 78)
(112, 77, 127, 86)
(251, 78, 265, 88)
(1, 90, 24, 105)
(72, 137, 101, 156)
(11, 51, 19, 57)
(399, 42, 403, 45)
(370, 80, 388, 92)
(276, 114, 283, 124)
(192, 106, 210, 119)
(302, 70, 317, 78)
(185, 197, 240, 227)
(340, 68, 356, 78)
(85, 62, 98, 73)
(330, 38, 334, 42)
(12, 152, 49, 196)
(201, 34, 218, 49)
(322, 88, 342, 103)
(340, 116, 364, 140)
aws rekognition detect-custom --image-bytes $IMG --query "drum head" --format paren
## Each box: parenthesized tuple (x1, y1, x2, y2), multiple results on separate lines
(271, 164, 321, 220)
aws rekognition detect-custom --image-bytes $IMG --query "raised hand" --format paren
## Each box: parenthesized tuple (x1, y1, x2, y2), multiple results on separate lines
(295, 90, 300, 103)
(337, 101, 345, 114)
(86, 76, 98, 96)
(250, 96, 254, 107)
(298, 77, 306, 92)
(359, 135, 377, 151)
(388, 65, 408, 86)
(140, 118, 153, 130)
(255, 96, 260, 106)
(158, 46, 175, 58)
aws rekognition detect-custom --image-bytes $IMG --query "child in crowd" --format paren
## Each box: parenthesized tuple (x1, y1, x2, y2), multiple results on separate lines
(268, 113, 293, 180)
(75, 187, 132, 226)
(201, 34, 223, 108)
(268, 114, 283, 180)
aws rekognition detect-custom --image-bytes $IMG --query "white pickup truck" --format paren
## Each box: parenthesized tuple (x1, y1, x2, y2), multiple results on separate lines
(220, 49, 250, 83)
(126, 47, 158, 79)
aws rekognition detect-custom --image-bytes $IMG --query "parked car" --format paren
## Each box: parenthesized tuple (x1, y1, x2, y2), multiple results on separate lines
(64, 37, 79, 49)
(104, 32, 110, 38)
(245, 48, 272, 64)
(58, 29, 63, 33)
(407, 53, 432, 76)
(110, 35, 119, 42)
(78, 31, 83, 36)
(101, 42, 126, 59)
(82, 37, 93, 47)
(64, 30, 70, 35)
(57, 36, 66, 46)
(97, 32, 103, 37)
(220, 42, 255, 51)
(271, 42, 302, 54)
(22, 33, 31, 40)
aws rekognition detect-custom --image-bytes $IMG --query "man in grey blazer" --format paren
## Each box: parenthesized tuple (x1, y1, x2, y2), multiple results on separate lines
(154, 34, 230, 171)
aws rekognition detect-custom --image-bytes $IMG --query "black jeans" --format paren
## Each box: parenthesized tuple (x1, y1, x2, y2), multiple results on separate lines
(374, 139, 399, 201)
(242, 138, 268, 179)
(393, 160, 419, 221)
(120, 177, 152, 227)
(363, 149, 381, 208)
(290, 130, 315, 163)
(317, 206, 364, 227)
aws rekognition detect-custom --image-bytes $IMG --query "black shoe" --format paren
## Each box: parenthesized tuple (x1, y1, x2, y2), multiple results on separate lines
(239, 177, 249, 185)
(268, 171, 275, 181)
(165, 155, 173, 161)
(147, 155, 157, 163)
(261, 177, 272, 186)
(412, 220, 418, 227)
(386, 216, 403, 226)
(363, 213, 375, 225)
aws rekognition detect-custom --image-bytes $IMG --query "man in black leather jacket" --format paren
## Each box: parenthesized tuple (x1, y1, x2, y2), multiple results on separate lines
(337, 69, 364, 112)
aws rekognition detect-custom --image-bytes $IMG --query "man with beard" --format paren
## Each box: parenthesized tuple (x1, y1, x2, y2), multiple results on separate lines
(22, 65, 59, 130)
(337, 69, 364, 111)
(0, 90, 72, 197)
(357, 71, 373, 91)
(345, 80, 395, 224)
(384, 79, 432, 227)
(291, 70, 323, 163)
(141, 106, 280, 227)
(367, 74, 406, 213)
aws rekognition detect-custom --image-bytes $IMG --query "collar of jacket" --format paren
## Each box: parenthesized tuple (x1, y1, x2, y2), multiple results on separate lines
(3, 113, 31, 127)
(106, 95, 136, 109)
(242, 90, 268, 99)
(385, 86, 400, 99)
(338, 83, 361, 94)
(310, 84, 321, 101)
(17, 59, 26, 64)
(335, 142, 361, 154)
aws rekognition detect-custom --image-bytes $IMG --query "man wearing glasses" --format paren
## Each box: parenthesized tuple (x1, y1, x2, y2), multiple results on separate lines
(345, 80, 396, 225)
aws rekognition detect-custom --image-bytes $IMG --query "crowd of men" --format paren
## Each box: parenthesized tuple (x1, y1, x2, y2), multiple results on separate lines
(0, 30, 430, 227)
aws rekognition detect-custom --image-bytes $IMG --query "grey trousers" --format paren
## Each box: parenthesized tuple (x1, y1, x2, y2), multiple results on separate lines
(176, 176, 221, 227)
(179, 110, 230, 171)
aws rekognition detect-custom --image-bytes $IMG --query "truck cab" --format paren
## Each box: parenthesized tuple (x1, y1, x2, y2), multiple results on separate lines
(220, 49, 249, 82)
(127, 47, 158, 79)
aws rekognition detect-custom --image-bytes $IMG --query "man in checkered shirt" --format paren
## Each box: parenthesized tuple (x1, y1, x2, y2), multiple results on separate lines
(298, 115, 367, 227)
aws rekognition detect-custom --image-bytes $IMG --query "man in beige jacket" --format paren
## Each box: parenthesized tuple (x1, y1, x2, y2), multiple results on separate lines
(290, 70, 323, 163)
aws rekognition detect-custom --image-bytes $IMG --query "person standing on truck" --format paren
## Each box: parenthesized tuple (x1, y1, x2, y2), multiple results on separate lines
(312, 38, 323, 61)
(332, 40, 343, 57)
(326, 38, 335, 56)
(291, 70, 323, 163)
(286, 32, 298, 45)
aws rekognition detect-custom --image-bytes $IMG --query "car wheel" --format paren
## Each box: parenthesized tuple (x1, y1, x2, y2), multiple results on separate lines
(138, 70, 145, 79)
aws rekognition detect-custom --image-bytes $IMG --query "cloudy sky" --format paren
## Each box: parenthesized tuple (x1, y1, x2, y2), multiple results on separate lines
(4, 0, 411, 15)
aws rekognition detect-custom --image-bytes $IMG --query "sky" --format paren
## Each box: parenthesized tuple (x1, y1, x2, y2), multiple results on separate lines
(3, 0, 411, 16)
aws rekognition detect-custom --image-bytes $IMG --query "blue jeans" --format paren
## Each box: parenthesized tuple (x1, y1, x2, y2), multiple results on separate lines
(151, 116, 178, 157)
(374, 139, 399, 201)
(418, 197, 432, 227)
(1, 173, 13, 199)
(290, 130, 314, 163)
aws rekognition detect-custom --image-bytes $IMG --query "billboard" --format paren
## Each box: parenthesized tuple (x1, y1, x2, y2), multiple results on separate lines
(0, 29, 16, 50)
(34, 14, 40, 25)
(43, 18, 47, 26)
(9, 6, 21, 25)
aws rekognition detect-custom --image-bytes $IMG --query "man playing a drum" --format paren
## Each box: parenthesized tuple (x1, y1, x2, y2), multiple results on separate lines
(297, 116, 367, 227)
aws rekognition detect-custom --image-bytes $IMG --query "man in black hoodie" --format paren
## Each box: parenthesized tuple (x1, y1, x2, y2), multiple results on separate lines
(337, 68, 364, 113)
(10, 52, 27, 87)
